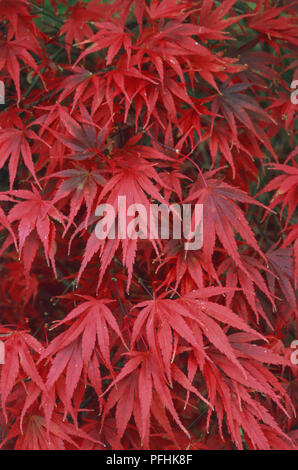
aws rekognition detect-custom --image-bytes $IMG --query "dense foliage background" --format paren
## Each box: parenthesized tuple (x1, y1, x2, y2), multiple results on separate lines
(0, 0, 297, 450)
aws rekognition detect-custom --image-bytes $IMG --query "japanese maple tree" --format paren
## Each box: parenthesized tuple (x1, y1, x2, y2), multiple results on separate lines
(0, 0, 297, 451)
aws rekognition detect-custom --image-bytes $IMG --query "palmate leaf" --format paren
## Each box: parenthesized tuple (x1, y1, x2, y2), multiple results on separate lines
(198, 0, 244, 39)
(183, 325, 293, 449)
(0, 0, 31, 32)
(131, 289, 265, 383)
(0, 330, 45, 422)
(0, 34, 42, 105)
(45, 295, 125, 368)
(59, 3, 94, 62)
(7, 188, 65, 276)
(186, 171, 268, 272)
(48, 164, 106, 234)
(36, 295, 126, 423)
(56, 67, 110, 115)
(74, 136, 173, 291)
(236, 49, 280, 86)
(101, 350, 210, 449)
(156, 242, 213, 293)
(48, 106, 110, 161)
(259, 162, 298, 226)
(218, 253, 276, 325)
(145, 0, 190, 20)
(75, 19, 133, 67)
(135, 18, 212, 83)
(265, 246, 296, 310)
(57, 66, 96, 108)
(202, 346, 293, 450)
(211, 80, 276, 148)
(0, 410, 102, 450)
(207, 121, 255, 178)
(247, 2, 298, 48)
(0, 123, 48, 189)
